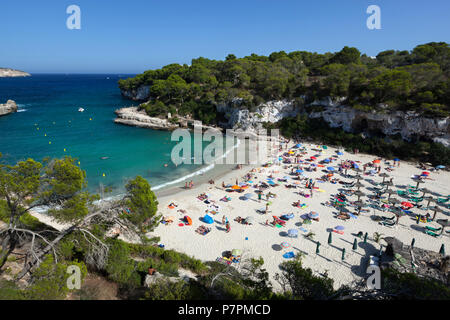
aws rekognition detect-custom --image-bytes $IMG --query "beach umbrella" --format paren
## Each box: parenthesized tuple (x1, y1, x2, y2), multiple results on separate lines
(337, 151, 344, 155)
(341, 248, 346, 261)
(379, 172, 390, 183)
(326, 166, 335, 172)
(382, 181, 394, 187)
(323, 159, 330, 163)
(308, 211, 319, 219)
(373, 159, 381, 164)
(335, 225, 345, 231)
(436, 165, 445, 169)
(354, 182, 364, 190)
(388, 198, 400, 206)
(353, 163, 359, 169)
(354, 200, 365, 214)
(412, 177, 425, 189)
(424, 196, 434, 207)
(202, 215, 214, 224)
(422, 171, 430, 176)
(393, 158, 400, 162)
(328, 232, 332, 244)
(322, 145, 328, 149)
(283, 176, 291, 180)
(184, 216, 192, 226)
(231, 185, 241, 190)
(310, 156, 317, 160)
(431, 206, 444, 221)
(281, 241, 291, 249)
(296, 169, 303, 173)
(232, 249, 242, 256)
(385, 189, 396, 200)
(421, 188, 432, 197)
(401, 201, 413, 208)
(316, 242, 321, 254)
(352, 239, 358, 250)
(354, 190, 366, 201)
(288, 229, 298, 238)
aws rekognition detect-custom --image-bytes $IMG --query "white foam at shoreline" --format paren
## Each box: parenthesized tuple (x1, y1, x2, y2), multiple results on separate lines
(98, 136, 242, 202)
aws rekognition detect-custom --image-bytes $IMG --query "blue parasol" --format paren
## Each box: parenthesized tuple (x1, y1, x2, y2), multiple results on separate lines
(327, 166, 335, 171)
(335, 225, 345, 231)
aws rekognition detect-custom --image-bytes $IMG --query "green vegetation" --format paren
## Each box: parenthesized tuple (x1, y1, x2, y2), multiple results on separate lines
(119, 42, 450, 122)
(123, 176, 161, 232)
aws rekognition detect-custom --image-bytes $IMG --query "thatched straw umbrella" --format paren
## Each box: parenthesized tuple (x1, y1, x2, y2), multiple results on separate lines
(354, 182, 365, 190)
(431, 206, 444, 221)
(379, 172, 390, 183)
(385, 189, 396, 200)
(354, 200, 365, 214)
(423, 195, 435, 208)
(412, 177, 425, 189)
(354, 174, 364, 181)
(421, 187, 432, 198)
(354, 190, 366, 201)
(382, 181, 394, 188)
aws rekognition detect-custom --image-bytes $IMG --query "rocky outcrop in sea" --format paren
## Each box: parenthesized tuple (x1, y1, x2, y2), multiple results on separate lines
(0, 68, 30, 78)
(118, 84, 450, 147)
(0, 100, 18, 116)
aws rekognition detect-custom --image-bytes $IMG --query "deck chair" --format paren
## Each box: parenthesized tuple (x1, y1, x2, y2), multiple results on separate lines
(397, 190, 407, 196)
(380, 220, 396, 227)
(425, 226, 442, 232)
(425, 229, 440, 237)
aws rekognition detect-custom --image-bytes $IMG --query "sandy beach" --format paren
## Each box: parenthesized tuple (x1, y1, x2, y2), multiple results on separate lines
(150, 140, 450, 291)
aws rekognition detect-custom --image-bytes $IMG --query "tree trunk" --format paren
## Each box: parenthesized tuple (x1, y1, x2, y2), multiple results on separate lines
(0, 231, 17, 271)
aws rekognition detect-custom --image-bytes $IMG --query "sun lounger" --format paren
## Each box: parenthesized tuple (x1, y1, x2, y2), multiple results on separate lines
(380, 220, 396, 227)
(396, 190, 407, 196)
(425, 230, 440, 237)
(382, 215, 395, 221)
(425, 226, 442, 232)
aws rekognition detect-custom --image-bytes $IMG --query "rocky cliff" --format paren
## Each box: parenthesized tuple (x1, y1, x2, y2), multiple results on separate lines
(119, 85, 450, 147)
(217, 99, 299, 133)
(0, 68, 30, 78)
(0, 100, 18, 116)
(114, 107, 179, 130)
(307, 97, 450, 147)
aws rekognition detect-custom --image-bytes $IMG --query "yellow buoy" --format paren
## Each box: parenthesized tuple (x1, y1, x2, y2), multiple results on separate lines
(44, 133, 47, 136)
(64, 148, 66, 152)
(49, 141, 52, 144)
(78, 161, 81, 165)
(102, 173, 106, 177)
(89, 118, 92, 121)
(37, 127, 39, 130)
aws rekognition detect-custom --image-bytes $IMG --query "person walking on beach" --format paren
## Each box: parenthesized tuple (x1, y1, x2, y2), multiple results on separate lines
(310, 188, 313, 198)
(222, 215, 226, 225)
(226, 221, 231, 233)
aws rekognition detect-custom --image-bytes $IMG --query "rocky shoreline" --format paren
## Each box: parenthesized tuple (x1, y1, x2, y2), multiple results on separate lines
(0, 68, 30, 78)
(0, 100, 18, 116)
(118, 83, 450, 147)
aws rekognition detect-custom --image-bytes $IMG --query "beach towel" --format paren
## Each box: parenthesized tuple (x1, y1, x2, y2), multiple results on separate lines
(299, 227, 308, 232)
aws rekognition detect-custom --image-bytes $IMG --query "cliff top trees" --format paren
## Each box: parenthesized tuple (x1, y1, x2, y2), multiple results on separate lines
(119, 42, 450, 120)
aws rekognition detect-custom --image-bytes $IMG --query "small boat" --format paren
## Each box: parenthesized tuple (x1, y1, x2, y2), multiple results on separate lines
(78, 107, 84, 112)
(100, 157, 109, 160)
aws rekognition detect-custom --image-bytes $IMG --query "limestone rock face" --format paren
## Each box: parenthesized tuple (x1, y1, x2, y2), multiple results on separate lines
(0, 100, 18, 116)
(120, 85, 150, 101)
(114, 107, 179, 130)
(0, 68, 30, 77)
(217, 99, 299, 133)
(307, 97, 450, 147)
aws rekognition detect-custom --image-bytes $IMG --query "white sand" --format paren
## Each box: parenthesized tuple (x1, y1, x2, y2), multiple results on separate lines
(150, 141, 450, 291)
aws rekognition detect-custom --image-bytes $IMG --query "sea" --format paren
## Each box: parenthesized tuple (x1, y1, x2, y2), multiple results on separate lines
(0, 74, 237, 198)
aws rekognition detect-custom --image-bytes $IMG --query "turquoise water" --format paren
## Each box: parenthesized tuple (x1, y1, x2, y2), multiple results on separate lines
(0, 74, 218, 196)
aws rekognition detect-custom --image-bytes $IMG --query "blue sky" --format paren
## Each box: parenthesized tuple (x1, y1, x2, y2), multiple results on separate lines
(1, 0, 449, 73)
